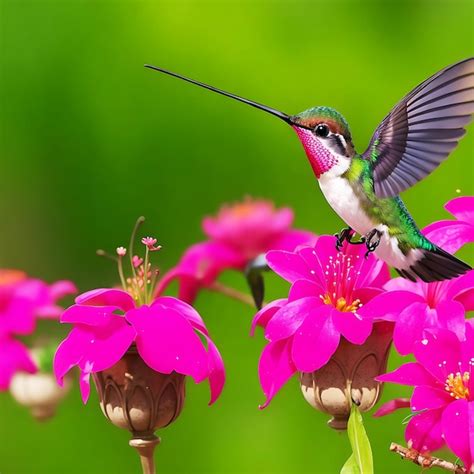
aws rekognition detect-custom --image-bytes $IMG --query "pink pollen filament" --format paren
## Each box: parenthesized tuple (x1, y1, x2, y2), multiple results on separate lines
(322, 253, 363, 310)
(141, 237, 162, 251)
(132, 255, 143, 268)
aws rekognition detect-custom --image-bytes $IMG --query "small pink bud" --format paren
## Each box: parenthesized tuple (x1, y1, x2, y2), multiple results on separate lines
(141, 237, 162, 252)
(141, 237, 157, 247)
(132, 255, 143, 268)
(116, 247, 127, 256)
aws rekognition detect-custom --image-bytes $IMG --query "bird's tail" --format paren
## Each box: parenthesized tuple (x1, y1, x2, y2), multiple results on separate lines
(395, 245, 471, 282)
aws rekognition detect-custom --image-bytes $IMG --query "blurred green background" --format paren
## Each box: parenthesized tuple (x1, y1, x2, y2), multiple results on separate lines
(1, 0, 473, 472)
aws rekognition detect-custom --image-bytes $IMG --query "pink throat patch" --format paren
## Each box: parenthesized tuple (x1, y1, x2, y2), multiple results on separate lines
(293, 127, 338, 178)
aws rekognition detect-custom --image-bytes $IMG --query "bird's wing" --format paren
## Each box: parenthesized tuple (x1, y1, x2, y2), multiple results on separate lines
(362, 58, 474, 199)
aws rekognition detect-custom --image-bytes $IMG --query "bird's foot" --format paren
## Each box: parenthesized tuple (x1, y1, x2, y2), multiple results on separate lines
(334, 227, 366, 251)
(335, 227, 354, 251)
(364, 229, 382, 258)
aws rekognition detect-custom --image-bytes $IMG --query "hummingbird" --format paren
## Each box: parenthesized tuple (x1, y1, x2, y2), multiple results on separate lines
(145, 58, 474, 282)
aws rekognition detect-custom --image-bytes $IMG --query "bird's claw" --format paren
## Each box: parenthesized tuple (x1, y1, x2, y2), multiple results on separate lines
(335, 227, 366, 251)
(335, 227, 354, 251)
(364, 229, 382, 259)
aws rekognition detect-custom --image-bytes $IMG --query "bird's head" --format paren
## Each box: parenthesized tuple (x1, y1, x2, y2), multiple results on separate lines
(290, 106, 355, 178)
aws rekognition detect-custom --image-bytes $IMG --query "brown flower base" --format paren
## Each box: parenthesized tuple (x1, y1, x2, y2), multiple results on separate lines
(92, 345, 186, 473)
(300, 321, 393, 430)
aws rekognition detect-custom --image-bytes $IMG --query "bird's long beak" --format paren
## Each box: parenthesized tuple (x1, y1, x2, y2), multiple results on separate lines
(144, 64, 295, 125)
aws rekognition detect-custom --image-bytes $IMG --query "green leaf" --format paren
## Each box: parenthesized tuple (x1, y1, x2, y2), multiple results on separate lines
(340, 454, 360, 474)
(341, 404, 374, 474)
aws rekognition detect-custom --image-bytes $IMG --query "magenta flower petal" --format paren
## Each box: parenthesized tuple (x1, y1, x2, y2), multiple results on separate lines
(61, 304, 121, 326)
(76, 288, 135, 312)
(384, 276, 422, 294)
(373, 398, 411, 417)
(449, 270, 474, 311)
(296, 246, 326, 287)
(156, 241, 244, 303)
(392, 302, 429, 355)
(0, 338, 37, 390)
(446, 196, 474, 221)
(204, 335, 225, 405)
(435, 299, 466, 340)
(311, 235, 340, 269)
(264, 297, 321, 342)
(155, 269, 200, 304)
(442, 399, 474, 471)
(266, 250, 313, 284)
(413, 330, 462, 383)
(288, 279, 324, 302)
(48, 280, 77, 301)
(410, 386, 451, 411)
(153, 296, 209, 335)
(376, 362, 436, 386)
(424, 220, 474, 254)
(405, 408, 444, 453)
(54, 329, 85, 385)
(81, 319, 136, 372)
(352, 286, 384, 303)
(54, 316, 136, 402)
(2, 296, 36, 335)
(270, 230, 317, 252)
(202, 200, 299, 255)
(79, 366, 92, 404)
(291, 306, 340, 372)
(361, 291, 424, 322)
(258, 338, 296, 408)
(250, 299, 287, 336)
(462, 322, 474, 368)
(365, 259, 391, 288)
(126, 305, 209, 383)
(333, 309, 372, 345)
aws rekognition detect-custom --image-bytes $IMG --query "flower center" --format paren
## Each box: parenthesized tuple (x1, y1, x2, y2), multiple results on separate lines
(230, 202, 256, 218)
(97, 217, 161, 306)
(0, 270, 26, 286)
(445, 372, 470, 400)
(322, 294, 361, 313)
(320, 253, 364, 312)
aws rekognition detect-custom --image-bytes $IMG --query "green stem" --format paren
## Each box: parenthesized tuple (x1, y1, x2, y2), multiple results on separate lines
(117, 256, 127, 290)
(143, 247, 150, 304)
(207, 282, 256, 307)
(129, 216, 145, 305)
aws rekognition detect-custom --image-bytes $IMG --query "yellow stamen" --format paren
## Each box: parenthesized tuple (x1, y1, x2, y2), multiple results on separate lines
(322, 294, 361, 313)
(230, 203, 255, 217)
(445, 372, 470, 399)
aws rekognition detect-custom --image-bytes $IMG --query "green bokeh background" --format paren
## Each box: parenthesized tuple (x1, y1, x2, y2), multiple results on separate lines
(1, 0, 473, 472)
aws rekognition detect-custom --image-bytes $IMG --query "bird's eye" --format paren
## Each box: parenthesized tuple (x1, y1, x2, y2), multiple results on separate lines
(315, 124, 330, 137)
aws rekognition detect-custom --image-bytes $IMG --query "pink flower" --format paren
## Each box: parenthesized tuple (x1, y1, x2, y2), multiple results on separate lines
(141, 237, 162, 251)
(116, 246, 127, 256)
(0, 336, 37, 390)
(251, 235, 390, 407)
(377, 323, 474, 471)
(54, 288, 225, 405)
(372, 270, 474, 356)
(423, 196, 474, 254)
(157, 198, 317, 303)
(0, 269, 77, 337)
(0, 269, 76, 390)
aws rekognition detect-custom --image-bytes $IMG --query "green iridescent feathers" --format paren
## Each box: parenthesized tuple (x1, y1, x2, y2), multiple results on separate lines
(292, 106, 352, 140)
